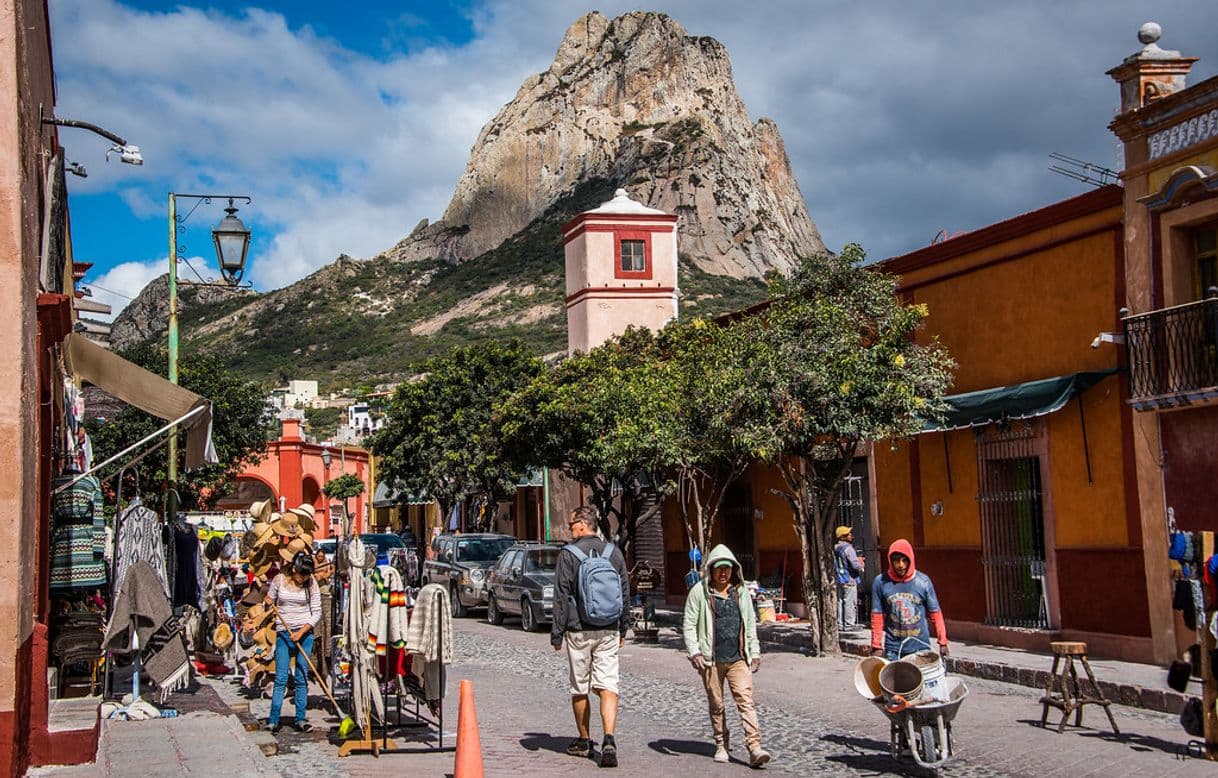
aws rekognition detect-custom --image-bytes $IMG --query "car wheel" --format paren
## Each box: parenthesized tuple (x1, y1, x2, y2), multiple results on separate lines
(520, 598, 538, 632)
(450, 585, 467, 618)
(487, 593, 504, 625)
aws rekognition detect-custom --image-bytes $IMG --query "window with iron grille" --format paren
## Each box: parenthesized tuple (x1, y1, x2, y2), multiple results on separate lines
(620, 239, 646, 273)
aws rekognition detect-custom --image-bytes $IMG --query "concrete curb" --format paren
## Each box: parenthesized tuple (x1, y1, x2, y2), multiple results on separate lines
(648, 611, 1184, 715)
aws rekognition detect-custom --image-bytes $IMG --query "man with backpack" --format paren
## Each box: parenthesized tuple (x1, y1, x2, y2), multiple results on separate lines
(551, 506, 631, 768)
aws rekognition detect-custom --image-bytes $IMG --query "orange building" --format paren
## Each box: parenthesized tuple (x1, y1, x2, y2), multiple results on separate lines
(868, 186, 1146, 659)
(221, 418, 372, 537)
(1109, 24, 1218, 664)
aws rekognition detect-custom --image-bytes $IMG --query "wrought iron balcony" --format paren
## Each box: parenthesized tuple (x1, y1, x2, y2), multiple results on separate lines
(1123, 292, 1218, 409)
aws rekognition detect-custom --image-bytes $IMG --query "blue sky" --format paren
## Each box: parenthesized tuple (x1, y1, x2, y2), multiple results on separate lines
(49, 1, 1218, 318)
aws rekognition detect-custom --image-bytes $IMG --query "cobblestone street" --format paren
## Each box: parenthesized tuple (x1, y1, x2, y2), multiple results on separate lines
(248, 617, 1216, 777)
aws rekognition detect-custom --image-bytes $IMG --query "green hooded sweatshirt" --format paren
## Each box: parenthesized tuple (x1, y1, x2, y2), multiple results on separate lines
(682, 544, 761, 664)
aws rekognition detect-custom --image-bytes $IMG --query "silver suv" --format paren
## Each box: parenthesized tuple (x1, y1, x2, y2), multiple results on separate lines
(422, 533, 516, 617)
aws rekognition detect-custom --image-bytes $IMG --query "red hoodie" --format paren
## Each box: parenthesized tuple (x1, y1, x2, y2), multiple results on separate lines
(870, 539, 948, 651)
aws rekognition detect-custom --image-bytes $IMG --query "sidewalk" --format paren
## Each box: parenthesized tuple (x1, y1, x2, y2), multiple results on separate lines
(651, 604, 1187, 715)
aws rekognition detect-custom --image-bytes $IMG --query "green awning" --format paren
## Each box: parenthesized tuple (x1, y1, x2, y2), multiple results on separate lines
(923, 369, 1118, 432)
(372, 481, 430, 508)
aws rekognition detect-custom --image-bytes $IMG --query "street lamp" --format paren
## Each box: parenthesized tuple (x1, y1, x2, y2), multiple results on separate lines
(321, 446, 333, 532)
(165, 193, 252, 517)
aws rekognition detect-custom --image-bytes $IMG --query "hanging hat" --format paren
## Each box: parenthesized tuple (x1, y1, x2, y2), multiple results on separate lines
(835, 526, 853, 540)
(246, 521, 276, 548)
(248, 549, 275, 578)
(253, 624, 277, 648)
(285, 535, 314, 558)
(243, 603, 272, 630)
(212, 622, 234, 651)
(248, 499, 273, 523)
(270, 512, 303, 538)
(288, 504, 317, 532)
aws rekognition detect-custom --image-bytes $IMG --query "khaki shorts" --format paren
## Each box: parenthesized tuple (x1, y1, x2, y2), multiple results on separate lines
(564, 629, 620, 696)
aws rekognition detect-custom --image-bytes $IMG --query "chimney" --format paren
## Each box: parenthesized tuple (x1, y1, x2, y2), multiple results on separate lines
(1107, 22, 1198, 115)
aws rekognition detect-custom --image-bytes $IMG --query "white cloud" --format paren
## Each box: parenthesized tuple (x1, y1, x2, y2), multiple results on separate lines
(86, 260, 164, 322)
(52, 0, 1218, 297)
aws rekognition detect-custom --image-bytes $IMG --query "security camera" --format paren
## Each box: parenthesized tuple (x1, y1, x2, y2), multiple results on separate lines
(1090, 331, 1125, 349)
(66, 161, 87, 178)
(107, 144, 143, 165)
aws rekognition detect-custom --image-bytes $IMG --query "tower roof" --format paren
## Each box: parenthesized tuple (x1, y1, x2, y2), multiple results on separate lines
(583, 188, 670, 216)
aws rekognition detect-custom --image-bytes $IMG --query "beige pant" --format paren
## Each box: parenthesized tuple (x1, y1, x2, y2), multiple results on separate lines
(701, 660, 761, 750)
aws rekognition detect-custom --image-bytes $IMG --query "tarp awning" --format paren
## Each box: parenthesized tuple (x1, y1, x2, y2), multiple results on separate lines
(373, 481, 430, 508)
(64, 333, 217, 469)
(923, 369, 1118, 433)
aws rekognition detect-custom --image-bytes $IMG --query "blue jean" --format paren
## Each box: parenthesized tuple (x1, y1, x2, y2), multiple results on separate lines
(837, 582, 858, 629)
(269, 631, 313, 725)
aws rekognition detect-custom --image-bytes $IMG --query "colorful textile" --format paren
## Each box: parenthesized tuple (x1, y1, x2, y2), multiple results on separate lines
(105, 561, 191, 703)
(366, 566, 409, 656)
(49, 476, 107, 591)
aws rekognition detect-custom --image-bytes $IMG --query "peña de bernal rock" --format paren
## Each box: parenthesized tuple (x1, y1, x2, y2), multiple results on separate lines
(111, 11, 824, 387)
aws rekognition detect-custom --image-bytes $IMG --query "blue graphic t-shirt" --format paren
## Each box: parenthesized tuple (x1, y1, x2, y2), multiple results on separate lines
(871, 571, 940, 657)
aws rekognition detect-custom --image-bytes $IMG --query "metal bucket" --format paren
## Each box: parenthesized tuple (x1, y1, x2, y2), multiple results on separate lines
(907, 650, 948, 702)
(879, 659, 924, 703)
(853, 656, 888, 699)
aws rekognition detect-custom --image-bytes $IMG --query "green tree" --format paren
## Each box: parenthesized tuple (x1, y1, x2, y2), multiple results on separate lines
(323, 473, 365, 536)
(371, 339, 543, 529)
(499, 327, 675, 554)
(741, 245, 954, 655)
(656, 317, 758, 555)
(84, 342, 271, 511)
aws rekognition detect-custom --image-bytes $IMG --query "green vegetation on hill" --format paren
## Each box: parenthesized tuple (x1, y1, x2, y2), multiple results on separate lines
(178, 176, 773, 390)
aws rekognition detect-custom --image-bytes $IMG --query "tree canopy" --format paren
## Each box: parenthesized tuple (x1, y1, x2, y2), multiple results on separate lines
(370, 338, 543, 527)
(739, 244, 954, 654)
(84, 342, 272, 511)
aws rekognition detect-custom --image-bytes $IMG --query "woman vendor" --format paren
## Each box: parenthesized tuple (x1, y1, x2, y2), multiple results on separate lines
(264, 550, 321, 732)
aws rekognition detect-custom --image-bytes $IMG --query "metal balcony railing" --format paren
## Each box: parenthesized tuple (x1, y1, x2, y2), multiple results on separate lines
(1123, 292, 1218, 408)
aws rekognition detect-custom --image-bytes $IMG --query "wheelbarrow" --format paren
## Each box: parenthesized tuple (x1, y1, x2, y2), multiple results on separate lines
(871, 676, 969, 774)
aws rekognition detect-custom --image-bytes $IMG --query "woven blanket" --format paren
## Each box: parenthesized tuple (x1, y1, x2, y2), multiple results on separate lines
(114, 505, 169, 599)
(105, 561, 191, 703)
(49, 523, 107, 591)
(404, 583, 453, 664)
(366, 566, 408, 657)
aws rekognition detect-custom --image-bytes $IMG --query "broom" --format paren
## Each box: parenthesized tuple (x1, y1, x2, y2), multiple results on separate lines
(269, 604, 358, 738)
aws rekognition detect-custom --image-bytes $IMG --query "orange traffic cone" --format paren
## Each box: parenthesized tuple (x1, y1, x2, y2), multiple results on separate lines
(454, 679, 484, 777)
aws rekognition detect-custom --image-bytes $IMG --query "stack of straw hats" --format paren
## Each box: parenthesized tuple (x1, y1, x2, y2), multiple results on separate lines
(241, 602, 278, 688)
(242, 500, 318, 578)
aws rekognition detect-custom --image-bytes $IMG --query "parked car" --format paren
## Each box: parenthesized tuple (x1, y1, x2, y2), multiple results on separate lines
(486, 542, 561, 632)
(422, 533, 516, 616)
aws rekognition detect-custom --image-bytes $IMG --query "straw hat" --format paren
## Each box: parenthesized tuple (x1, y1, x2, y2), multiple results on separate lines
(253, 624, 277, 648)
(243, 603, 272, 631)
(270, 511, 302, 538)
(288, 504, 317, 532)
(246, 521, 276, 548)
(248, 499, 273, 523)
(212, 622, 234, 651)
(285, 535, 313, 558)
(247, 549, 275, 578)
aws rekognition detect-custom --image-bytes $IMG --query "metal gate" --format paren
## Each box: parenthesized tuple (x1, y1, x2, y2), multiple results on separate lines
(976, 425, 1050, 629)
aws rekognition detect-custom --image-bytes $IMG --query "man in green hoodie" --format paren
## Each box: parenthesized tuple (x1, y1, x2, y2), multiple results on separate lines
(683, 544, 772, 768)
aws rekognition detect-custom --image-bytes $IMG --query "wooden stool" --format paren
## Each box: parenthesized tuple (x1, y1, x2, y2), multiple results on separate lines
(1039, 641, 1120, 734)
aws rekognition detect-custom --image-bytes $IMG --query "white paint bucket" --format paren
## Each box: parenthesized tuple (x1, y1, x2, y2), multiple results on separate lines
(908, 650, 948, 701)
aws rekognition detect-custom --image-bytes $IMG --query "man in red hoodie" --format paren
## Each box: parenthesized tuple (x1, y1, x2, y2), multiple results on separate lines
(870, 539, 949, 660)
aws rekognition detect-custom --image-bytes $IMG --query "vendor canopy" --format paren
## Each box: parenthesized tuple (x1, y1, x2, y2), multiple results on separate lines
(922, 369, 1117, 433)
(64, 333, 217, 469)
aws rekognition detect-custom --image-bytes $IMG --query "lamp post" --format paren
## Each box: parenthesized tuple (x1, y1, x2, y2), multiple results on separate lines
(321, 446, 333, 534)
(166, 193, 252, 517)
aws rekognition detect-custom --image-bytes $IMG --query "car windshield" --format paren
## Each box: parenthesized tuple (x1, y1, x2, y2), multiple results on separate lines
(315, 539, 336, 556)
(360, 534, 406, 553)
(525, 549, 560, 573)
(456, 538, 514, 562)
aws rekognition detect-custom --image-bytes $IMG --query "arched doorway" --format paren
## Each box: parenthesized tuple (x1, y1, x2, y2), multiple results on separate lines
(214, 476, 276, 511)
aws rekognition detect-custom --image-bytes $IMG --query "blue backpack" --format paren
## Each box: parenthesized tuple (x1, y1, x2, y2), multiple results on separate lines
(566, 542, 624, 627)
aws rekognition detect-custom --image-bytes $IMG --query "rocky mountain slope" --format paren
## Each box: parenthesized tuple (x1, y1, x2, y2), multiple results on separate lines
(112, 11, 823, 388)
(388, 11, 823, 278)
